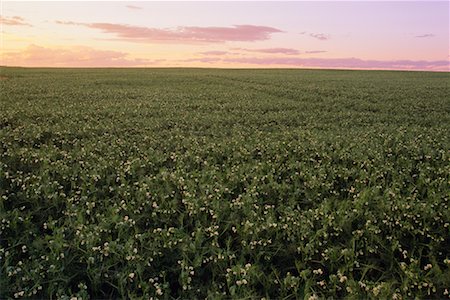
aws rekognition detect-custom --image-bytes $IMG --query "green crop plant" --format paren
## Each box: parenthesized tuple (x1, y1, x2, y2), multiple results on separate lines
(1, 67, 449, 299)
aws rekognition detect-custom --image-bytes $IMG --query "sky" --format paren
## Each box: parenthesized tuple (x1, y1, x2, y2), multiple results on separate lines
(1, 1, 449, 71)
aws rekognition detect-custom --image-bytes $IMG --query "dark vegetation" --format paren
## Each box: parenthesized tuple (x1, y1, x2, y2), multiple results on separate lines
(1, 67, 449, 299)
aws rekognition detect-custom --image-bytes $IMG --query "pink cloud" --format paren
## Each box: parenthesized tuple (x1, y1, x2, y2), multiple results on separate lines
(182, 57, 222, 63)
(300, 32, 330, 41)
(305, 50, 327, 54)
(198, 51, 229, 55)
(56, 21, 283, 43)
(187, 56, 449, 71)
(55, 20, 78, 25)
(2, 44, 159, 67)
(0, 16, 31, 26)
(234, 47, 300, 55)
(126, 5, 143, 10)
(415, 34, 435, 38)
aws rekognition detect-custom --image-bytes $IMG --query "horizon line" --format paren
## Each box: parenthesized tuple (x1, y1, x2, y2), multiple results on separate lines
(1, 65, 449, 73)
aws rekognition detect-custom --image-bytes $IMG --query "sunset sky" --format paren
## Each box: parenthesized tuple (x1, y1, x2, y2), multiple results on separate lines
(1, 1, 449, 71)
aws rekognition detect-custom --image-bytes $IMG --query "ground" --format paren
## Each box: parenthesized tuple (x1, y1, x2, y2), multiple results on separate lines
(0, 67, 449, 298)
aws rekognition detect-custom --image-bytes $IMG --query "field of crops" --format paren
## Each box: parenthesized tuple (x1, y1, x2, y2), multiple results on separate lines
(1, 67, 449, 299)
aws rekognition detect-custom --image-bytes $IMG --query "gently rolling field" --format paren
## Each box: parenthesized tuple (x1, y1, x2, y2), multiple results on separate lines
(0, 67, 449, 299)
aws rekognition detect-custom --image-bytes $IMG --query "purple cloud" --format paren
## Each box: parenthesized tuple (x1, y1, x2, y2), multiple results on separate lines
(185, 56, 449, 71)
(234, 47, 300, 55)
(300, 32, 330, 41)
(415, 34, 435, 38)
(309, 33, 330, 41)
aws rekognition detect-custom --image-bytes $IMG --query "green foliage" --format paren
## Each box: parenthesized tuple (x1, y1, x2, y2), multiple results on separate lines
(1, 67, 449, 299)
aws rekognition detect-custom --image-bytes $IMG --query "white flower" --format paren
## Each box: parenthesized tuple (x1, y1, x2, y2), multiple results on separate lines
(308, 294, 319, 300)
(313, 268, 323, 275)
